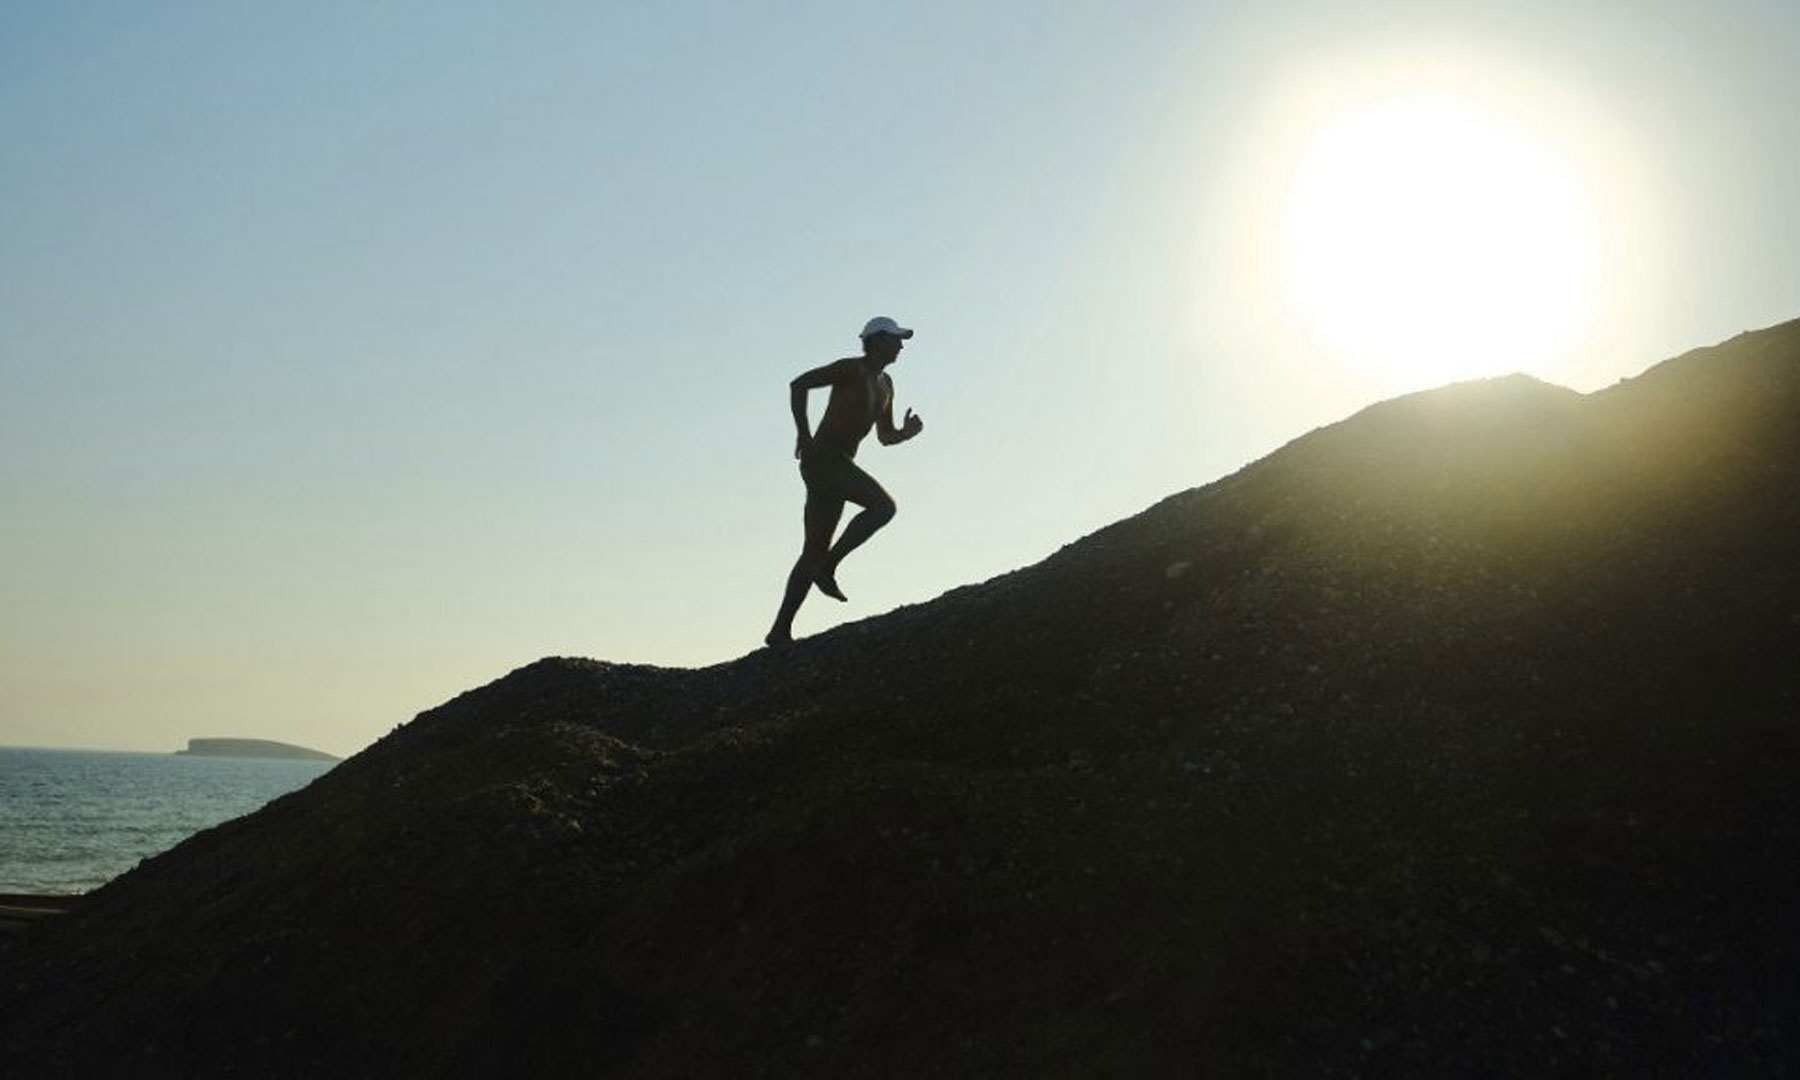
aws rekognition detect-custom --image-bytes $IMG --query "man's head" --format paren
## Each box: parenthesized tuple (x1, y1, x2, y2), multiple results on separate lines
(860, 316, 913, 364)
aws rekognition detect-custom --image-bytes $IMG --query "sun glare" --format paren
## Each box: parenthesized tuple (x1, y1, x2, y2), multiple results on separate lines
(1279, 93, 1601, 393)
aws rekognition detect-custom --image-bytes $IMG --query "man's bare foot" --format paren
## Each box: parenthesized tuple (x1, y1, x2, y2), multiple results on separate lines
(813, 567, 848, 602)
(764, 627, 793, 647)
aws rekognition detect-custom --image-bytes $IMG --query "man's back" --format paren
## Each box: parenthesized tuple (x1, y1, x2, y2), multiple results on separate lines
(812, 358, 892, 456)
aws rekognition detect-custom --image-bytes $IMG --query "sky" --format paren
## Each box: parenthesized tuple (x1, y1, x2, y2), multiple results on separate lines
(3, 0, 1797, 756)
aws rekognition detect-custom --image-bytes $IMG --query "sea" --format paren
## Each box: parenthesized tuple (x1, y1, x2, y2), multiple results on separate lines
(0, 747, 336, 895)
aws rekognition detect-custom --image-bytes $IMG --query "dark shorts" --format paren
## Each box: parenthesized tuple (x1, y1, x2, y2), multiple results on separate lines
(799, 447, 877, 508)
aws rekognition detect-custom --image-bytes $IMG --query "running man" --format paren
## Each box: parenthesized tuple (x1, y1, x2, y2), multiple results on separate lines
(765, 316, 924, 646)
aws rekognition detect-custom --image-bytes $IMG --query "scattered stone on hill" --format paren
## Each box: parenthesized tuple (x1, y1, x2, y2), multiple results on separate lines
(3, 319, 1798, 1077)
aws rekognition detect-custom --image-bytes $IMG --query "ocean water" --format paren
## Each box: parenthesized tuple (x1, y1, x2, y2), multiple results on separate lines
(0, 747, 335, 895)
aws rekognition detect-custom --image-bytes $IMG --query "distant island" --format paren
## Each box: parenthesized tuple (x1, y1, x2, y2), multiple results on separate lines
(175, 738, 339, 762)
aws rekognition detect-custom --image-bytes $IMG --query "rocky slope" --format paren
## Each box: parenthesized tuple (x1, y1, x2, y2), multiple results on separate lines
(4, 321, 1798, 1077)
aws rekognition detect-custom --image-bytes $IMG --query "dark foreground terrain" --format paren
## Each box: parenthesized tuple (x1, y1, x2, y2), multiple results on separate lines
(4, 322, 1798, 1077)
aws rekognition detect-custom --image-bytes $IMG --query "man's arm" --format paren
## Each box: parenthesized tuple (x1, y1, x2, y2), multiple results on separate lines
(875, 372, 924, 446)
(789, 360, 845, 458)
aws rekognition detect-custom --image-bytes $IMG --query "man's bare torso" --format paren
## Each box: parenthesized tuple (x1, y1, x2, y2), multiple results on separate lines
(813, 357, 893, 456)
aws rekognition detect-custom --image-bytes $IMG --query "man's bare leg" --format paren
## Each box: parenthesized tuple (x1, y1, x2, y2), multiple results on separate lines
(817, 472, 897, 601)
(766, 496, 844, 646)
(764, 556, 814, 647)
(818, 505, 894, 597)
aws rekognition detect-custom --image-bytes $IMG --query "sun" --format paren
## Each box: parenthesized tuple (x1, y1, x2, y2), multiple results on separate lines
(1278, 93, 1601, 393)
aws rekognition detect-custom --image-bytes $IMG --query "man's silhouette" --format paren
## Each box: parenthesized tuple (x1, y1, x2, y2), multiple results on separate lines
(766, 316, 924, 646)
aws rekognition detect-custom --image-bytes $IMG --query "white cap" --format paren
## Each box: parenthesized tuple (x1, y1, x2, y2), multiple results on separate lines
(860, 316, 914, 340)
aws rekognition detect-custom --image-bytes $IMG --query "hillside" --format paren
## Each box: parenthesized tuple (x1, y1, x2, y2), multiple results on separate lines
(4, 321, 1798, 1077)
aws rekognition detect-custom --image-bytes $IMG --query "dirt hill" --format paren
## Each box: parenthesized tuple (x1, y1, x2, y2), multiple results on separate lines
(5, 322, 1798, 1077)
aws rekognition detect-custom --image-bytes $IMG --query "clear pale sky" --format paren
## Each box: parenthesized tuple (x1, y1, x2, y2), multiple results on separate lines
(4, 1, 1796, 755)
